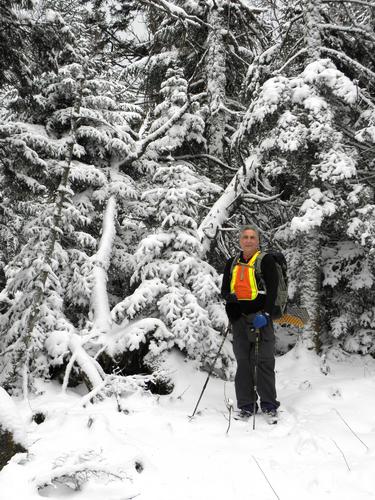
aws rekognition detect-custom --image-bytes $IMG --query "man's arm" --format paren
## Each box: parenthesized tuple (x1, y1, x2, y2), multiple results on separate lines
(261, 254, 278, 316)
(221, 258, 233, 299)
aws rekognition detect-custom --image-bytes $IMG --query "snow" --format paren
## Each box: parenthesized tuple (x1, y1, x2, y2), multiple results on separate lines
(291, 188, 337, 233)
(0, 387, 27, 447)
(90, 196, 117, 334)
(1, 348, 375, 499)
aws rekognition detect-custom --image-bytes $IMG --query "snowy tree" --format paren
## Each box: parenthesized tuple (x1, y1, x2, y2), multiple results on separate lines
(110, 161, 233, 378)
(113, 0, 273, 258)
(0, 0, 33, 91)
(0, 2, 142, 393)
(95, 68, 235, 382)
(233, 0, 375, 353)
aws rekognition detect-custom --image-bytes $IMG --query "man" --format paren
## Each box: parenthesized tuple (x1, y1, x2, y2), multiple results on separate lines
(221, 225, 280, 420)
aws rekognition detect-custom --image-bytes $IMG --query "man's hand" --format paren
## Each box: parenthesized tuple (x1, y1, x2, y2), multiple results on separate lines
(225, 293, 238, 304)
(252, 313, 269, 329)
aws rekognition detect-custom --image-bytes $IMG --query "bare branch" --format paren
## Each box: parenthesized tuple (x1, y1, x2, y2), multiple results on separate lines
(252, 456, 280, 500)
(173, 154, 238, 172)
(333, 408, 369, 451)
(274, 48, 308, 74)
(332, 439, 351, 472)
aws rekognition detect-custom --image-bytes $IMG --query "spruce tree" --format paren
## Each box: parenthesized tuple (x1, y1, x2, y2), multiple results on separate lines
(0, 1, 142, 392)
(233, 0, 375, 353)
(106, 68, 233, 381)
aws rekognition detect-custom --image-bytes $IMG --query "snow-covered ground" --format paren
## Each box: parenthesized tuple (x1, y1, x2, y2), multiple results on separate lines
(1, 346, 375, 500)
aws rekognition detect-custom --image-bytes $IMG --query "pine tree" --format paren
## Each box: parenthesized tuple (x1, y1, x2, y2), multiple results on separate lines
(234, 0, 375, 353)
(0, 1, 142, 392)
(105, 68, 234, 382)
(0, 0, 33, 91)
(111, 161, 232, 377)
(115, 0, 271, 256)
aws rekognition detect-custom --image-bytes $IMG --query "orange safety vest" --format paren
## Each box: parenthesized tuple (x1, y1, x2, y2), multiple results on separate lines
(230, 251, 261, 301)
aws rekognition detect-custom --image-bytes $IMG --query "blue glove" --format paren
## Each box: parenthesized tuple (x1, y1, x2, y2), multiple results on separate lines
(253, 313, 269, 329)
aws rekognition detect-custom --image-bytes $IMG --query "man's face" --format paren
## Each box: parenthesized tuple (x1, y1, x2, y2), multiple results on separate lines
(239, 229, 259, 256)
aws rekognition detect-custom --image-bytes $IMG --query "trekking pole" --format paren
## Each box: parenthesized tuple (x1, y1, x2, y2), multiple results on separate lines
(189, 326, 230, 419)
(253, 328, 260, 430)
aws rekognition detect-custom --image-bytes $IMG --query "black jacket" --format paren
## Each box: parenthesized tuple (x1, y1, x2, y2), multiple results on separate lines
(221, 252, 278, 322)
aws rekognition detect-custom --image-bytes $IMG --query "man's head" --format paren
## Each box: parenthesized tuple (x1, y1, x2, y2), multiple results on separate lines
(239, 225, 260, 258)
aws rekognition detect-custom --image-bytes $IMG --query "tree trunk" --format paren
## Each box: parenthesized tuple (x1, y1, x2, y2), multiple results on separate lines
(205, 2, 227, 163)
(300, 228, 322, 351)
(299, 1, 322, 351)
(303, 0, 322, 61)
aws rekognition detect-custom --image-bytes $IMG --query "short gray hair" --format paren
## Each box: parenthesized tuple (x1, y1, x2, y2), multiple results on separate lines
(239, 225, 260, 239)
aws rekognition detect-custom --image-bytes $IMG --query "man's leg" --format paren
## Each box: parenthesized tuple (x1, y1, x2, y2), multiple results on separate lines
(232, 316, 257, 410)
(250, 322, 279, 411)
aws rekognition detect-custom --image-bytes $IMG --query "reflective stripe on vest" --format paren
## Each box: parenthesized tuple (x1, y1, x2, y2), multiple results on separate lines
(230, 251, 261, 301)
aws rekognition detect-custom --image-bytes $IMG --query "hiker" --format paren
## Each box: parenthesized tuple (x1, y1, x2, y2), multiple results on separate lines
(221, 225, 280, 419)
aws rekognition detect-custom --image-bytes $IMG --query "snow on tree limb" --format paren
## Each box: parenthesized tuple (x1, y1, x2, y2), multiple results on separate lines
(320, 23, 375, 43)
(321, 47, 375, 81)
(34, 460, 124, 491)
(236, 0, 267, 14)
(321, 0, 375, 6)
(139, 0, 210, 28)
(197, 153, 259, 255)
(120, 100, 190, 168)
(90, 195, 117, 334)
(67, 333, 104, 389)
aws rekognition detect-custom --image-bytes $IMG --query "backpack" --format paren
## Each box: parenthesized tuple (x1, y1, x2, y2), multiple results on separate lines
(229, 250, 288, 320)
(255, 250, 288, 320)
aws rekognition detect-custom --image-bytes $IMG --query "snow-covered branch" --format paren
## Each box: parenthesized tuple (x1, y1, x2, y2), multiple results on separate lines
(321, 0, 375, 6)
(197, 153, 259, 256)
(320, 23, 375, 43)
(235, 0, 267, 14)
(321, 47, 375, 81)
(242, 192, 282, 203)
(120, 100, 190, 168)
(90, 195, 117, 334)
(67, 333, 104, 390)
(139, 0, 210, 28)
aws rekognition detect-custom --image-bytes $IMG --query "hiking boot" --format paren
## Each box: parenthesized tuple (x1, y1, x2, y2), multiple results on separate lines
(234, 403, 258, 420)
(262, 408, 278, 424)
(262, 408, 277, 417)
(234, 409, 253, 421)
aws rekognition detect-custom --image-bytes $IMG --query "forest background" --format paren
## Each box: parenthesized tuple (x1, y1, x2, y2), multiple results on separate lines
(0, 0, 375, 399)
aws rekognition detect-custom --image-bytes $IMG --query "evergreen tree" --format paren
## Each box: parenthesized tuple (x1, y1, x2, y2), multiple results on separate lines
(116, 0, 270, 188)
(233, 0, 375, 353)
(110, 161, 233, 377)
(99, 68, 234, 382)
(0, 0, 33, 91)
(0, 1, 142, 392)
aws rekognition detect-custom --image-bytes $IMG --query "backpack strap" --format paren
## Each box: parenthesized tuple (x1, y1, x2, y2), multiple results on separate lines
(229, 254, 241, 281)
(254, 252, 267, 293)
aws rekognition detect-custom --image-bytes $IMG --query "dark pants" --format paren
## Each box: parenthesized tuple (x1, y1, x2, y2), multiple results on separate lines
(231, 314, 279, 411)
